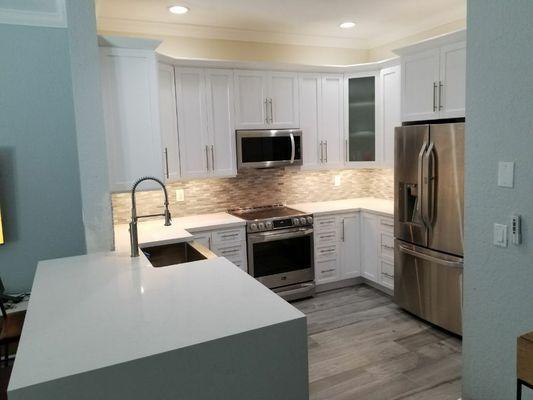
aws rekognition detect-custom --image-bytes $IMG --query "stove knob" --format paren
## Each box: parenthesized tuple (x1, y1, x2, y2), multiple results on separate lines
(300, 217, 307, 225)
(265, 221, 273, 230)
(293, 218, 300, 226)
(258, 222, 266, 231)
(250, 223, 258, 232)
(307, 216, 314, 225)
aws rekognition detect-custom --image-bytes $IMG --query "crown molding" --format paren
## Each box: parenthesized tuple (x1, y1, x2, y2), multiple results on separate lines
(97, 17, 369, 50)
(0, 0, 67, 28)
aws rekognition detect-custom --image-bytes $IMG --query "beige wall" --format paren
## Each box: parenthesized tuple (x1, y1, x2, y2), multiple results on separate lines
(368, 19, 466, 62)
(98, 30, 370, 65)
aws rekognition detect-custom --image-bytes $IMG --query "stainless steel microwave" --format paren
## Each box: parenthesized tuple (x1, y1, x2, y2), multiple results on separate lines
(236, 129, 303, 169)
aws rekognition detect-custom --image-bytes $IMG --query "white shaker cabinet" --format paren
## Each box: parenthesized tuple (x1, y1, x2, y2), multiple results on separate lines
(321, 75, 344, 168)
(361, 212, 378, 282)
(234, 70, 299, 129)
(100, 47, 163, 192)
(338, 213, 361, 279)
(175, 67, 236, 179)
(299, 74, 321, 168)
(380, 65, 401, 168)
(399, 32, 466, 122)
(158, 64, 181, 182)
(192, 227, 247, 271)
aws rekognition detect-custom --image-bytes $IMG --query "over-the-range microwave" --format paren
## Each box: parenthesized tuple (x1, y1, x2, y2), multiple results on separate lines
(236, 129, 303, 169)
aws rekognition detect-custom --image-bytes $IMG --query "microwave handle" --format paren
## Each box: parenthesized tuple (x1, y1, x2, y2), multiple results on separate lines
(289, 133, 295, 164)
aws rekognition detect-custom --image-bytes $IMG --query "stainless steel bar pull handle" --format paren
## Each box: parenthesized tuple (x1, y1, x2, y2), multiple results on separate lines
(324, 140, 328, 163)
(210, 145, 215, 171)
(422, 142, 436, 227)
(398, 245, 463, 268)
(289, 133, 295, 164)
(205, 145, 210, 171)
(264, 98, 269, 124)
(438, 81, 444, 110)
(342, 219, 345, 242)
(268, 98, 274, 124)
(320, 141, 324, 163)
(345, 139, 349, 162)
(433, 82, 438, 112)
(164, 147, 169, 179)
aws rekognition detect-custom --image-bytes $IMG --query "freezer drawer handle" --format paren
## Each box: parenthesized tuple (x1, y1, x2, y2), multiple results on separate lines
(398, 245, 463, 268)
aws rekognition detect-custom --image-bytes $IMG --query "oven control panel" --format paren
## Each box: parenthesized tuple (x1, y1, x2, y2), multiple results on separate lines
(248, 215, 313, 232)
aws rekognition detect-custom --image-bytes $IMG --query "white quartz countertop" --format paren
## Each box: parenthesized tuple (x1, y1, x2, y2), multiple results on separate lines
(289, 197, 393, 216)
(114, 212, 245, 253)
(9, 253, 304, 392)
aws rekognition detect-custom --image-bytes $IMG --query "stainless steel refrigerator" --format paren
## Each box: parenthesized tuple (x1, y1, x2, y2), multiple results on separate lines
(394, 122, 464, 335)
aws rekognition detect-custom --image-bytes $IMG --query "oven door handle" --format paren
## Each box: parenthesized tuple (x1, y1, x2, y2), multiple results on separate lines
(249, 228, 313, 243)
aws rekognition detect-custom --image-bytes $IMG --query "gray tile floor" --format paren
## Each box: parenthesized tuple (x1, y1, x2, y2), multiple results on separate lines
(293, 285, 462, 400)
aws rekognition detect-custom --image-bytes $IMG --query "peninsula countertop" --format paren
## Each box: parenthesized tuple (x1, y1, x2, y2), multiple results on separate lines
(289, 197, 394, 217)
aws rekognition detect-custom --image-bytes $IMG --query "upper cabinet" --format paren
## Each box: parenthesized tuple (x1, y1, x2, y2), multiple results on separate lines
(399, 31, 466, 122)
(380, 65, 401, 168)
(158, 64, 180, 182)
(344, 72, 381, 167)
(175, 67, 236, 179)
(299, 74, 344, 169)
(234, 70, 299, 129)
(100, 47, 163, 192)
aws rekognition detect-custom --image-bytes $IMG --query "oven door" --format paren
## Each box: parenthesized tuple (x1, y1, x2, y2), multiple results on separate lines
(247, 227, 314, 289)
(237, 129, 302, 169)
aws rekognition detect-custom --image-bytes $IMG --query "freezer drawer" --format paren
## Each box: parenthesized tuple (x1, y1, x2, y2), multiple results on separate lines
(394, 240, 463, 335)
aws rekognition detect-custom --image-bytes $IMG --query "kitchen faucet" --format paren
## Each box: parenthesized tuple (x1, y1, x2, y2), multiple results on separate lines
(129, 176, 172, 257)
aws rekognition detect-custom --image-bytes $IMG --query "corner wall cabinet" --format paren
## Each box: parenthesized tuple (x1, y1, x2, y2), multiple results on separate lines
(234, 70, 299, 129)
(400, 37, 466, 122)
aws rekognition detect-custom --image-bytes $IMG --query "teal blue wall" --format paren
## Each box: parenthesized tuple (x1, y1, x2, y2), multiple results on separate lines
(463, 1, 533, 399)
(0, 23, 86, 291)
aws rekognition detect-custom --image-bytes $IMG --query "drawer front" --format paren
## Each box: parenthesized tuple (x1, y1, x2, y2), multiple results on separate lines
(230, 258, 247, 271)
(212, 228, 245, 246)
(193, 232, 211, 249)
(315, 230, 337, 245)
(378, 216, 394, 232)
(315, 244, 338, 261)
(381, 272, 394, 289)
(316, 259, 339, 282)
(212, 243, 245, 260)
(380, 259, 394, 289)
(380, 232, 394, 260)
(315, 216, 337, 233)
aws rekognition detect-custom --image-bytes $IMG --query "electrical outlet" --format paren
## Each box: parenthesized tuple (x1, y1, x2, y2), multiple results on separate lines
(175, 189, 184, 202)
(493, 223, 508, 248)
(334, 175, 341, 187)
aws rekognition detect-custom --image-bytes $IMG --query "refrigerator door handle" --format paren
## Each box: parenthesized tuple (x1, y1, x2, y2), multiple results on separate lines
(417, 142, 428, 223)
(422, 142, 436, 226)
(398, 244, 463, 268)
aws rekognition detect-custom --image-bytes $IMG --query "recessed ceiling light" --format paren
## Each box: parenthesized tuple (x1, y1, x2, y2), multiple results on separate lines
(168, 5, 189, 15)
(339, 21, 356, 29)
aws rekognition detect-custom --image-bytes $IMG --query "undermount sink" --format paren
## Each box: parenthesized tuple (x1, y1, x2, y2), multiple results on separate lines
(141, 241, 217, 268)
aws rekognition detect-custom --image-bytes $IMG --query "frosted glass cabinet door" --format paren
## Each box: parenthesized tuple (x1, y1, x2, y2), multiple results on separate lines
(346, 75, 377, 163)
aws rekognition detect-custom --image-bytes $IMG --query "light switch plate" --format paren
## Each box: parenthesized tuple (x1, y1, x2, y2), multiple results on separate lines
(497, 162, 514, 188)
(493, 223, 508, 248)
(175, 189, 184, 202)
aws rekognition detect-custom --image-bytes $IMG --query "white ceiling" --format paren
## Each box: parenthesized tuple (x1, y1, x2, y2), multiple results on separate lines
(96, 0, 466, 49)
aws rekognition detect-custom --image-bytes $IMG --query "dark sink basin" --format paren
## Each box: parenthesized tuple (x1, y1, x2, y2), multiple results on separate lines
(141, 241, 217, 268)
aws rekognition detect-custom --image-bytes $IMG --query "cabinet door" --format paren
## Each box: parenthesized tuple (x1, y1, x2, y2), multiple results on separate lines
(193, 231, 211, 249)
(439, 42, 466, 119)
(380, 65, 401, 168)
(234, 70, 267, 129)
(205, 69, 236, 177)
(299, 74, 321, 168)
(100, 48, 163, 192)
(345, 72, 380, 165)
(315, 259, 339, 284)
(361, 212, 378, 282)
(321, 74, 344, 167)
(401, 49, 440, 122)
(175, 68, 209, 179)
(268, 72, 299, 129)
(339, 214, 361, 279)
(158, 64, 180, 182)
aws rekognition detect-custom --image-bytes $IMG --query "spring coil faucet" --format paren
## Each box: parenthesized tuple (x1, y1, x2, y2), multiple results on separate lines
(129, 176, 172, 257)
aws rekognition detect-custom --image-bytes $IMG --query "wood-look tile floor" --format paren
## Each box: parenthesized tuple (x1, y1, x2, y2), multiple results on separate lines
(293, 285, 462, 400)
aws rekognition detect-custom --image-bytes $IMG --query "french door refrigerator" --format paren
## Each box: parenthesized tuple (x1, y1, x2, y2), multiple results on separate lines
(394, 122, 464, 335)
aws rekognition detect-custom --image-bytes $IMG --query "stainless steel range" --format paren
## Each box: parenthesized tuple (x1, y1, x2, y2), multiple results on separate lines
(228, 205, 315, 301)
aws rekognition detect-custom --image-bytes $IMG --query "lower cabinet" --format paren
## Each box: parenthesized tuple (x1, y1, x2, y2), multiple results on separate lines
(192, 227, 247, 271)
(314, 211, 394, 293)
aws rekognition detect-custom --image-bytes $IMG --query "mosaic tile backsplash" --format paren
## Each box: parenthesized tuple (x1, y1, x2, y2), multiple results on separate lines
(111, 168, 394, 224)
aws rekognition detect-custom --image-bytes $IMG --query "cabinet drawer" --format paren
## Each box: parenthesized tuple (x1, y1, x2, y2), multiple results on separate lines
(212, 228, 245, 246)
(314, 216, 337, 233)
(228, 257, 247, 272)
(380, 232, 394, 260)
(212, 243, 245, 259)
(378, 216, 394, 232)
(315, 230, 337, 245)
(315, 244, 338, 261)
(380, 259, 394, 289)
(316, 259, 338, 281)
(381, 272, 394, 289)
